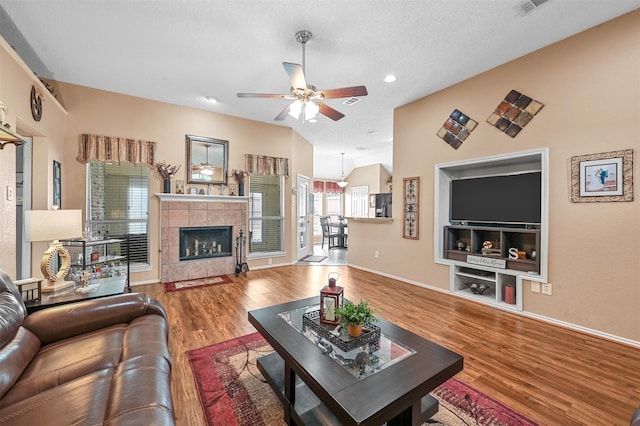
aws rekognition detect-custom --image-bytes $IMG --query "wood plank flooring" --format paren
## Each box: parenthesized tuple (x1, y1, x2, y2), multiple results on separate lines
(137, 265, 640, 425)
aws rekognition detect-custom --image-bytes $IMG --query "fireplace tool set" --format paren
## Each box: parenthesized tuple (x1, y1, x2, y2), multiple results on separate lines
(235, 230, 249, 277)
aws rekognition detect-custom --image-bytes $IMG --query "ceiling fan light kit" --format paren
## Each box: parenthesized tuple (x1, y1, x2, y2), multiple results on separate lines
(237, 30, 367, 123)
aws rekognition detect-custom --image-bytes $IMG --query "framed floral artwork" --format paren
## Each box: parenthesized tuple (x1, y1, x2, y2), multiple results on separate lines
(402, 177, 420, 239)
(570, 149, 633, 203)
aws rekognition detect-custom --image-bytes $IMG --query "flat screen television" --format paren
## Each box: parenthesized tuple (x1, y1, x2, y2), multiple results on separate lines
(450, 172, 541, 224)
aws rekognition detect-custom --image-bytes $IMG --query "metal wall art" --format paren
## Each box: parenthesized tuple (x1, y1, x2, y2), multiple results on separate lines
(402, 177, 420, 239)
(570, 149, 634, 203)
(437, 109, 478, 149)
(487, 90, 544, 138)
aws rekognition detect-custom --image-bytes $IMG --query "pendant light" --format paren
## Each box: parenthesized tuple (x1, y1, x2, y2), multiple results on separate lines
(337, 153, 348, 188)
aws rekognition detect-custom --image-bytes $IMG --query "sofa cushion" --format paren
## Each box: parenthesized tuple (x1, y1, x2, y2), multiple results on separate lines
(0, 369, 114, 425)
(0, 323, 127, 407)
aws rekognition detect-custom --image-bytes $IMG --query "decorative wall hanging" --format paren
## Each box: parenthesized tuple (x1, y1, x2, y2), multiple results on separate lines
(570, 149, 633, 202)
(437, 109, 478, 149)
(30, 86, 43, 122)
(486, 90, 544, 138)
(402, 177, 420, 239)
(53, 160, 61, 208)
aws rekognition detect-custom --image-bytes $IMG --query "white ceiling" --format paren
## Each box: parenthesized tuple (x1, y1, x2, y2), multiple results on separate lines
(1, 0, 638, 180)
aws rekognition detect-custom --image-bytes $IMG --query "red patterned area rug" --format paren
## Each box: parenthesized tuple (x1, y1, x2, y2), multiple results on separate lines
(163, 275, 233, 293)
(187, 333, 538, 426)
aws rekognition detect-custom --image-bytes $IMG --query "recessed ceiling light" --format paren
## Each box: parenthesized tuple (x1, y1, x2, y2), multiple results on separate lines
(384, 75, 397, 83)
(205, 96, 219, 103)
(308, 119, 317, 123)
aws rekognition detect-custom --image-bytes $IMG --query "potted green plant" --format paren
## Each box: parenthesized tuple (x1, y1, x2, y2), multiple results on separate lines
(335, 299, 378, 337)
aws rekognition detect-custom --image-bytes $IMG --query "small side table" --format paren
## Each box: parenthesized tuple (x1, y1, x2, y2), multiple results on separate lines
(14, 277, 43, 305)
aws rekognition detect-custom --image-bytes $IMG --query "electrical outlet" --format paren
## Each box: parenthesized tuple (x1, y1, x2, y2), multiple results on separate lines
(541, 283, 553, 295)
(530, 282, 541, 293)
(374, 250, 380, 258)
(6, 185, 13, 201)
(267, 258, 273, 265)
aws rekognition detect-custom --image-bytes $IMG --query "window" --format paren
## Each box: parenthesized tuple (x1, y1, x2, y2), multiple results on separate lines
(326, 193, 343, 217)
(248, 174, 284, 255)
(87, 162, 150, 269)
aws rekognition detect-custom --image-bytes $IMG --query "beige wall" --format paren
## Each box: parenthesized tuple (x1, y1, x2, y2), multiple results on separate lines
(349, 10, 640, 342)
(0, 37, 67, 279)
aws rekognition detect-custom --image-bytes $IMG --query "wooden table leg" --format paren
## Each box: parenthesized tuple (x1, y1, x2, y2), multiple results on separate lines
(387, 400, 421, 425)
(284, 364, 297, 425)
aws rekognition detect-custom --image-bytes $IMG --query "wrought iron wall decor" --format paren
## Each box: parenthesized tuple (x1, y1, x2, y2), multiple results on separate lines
(402, 177, 420, 239)
(437, 109, 478, 150)
(487, 89, 544, 138)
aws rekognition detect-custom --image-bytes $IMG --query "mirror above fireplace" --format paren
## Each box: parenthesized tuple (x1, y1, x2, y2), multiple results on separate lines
(186, 134, 229, 185)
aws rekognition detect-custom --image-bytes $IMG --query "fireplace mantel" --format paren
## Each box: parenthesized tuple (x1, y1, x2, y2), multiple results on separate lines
(157, 193, 249, 203)
(158, 193, 248, 282)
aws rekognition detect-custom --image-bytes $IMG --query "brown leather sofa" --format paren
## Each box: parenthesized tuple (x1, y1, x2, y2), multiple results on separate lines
(0, 268, 175, 425)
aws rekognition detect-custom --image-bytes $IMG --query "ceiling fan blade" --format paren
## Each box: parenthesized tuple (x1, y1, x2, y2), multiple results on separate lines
(320, 85, 368, 99)
(237, 93, 288, 99)
(283, 62, 307, 90)
(317, 103, 345, 121)
(274, 105, 291, 121)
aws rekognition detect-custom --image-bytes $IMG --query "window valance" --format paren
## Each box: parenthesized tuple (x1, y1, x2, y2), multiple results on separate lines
(313, 181, 325, 193)
(244, 154, 289, 177)
(324, 181, 344, 194)
(77, 134, 156, 166)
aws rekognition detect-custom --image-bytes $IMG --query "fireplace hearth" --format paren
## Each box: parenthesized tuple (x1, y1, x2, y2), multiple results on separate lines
(180, 226, 232, 261)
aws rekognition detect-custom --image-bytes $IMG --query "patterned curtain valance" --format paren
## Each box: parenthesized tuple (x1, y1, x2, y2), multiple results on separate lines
(244, 154, 289, 177)
(77, 134, 156, 166)
(325, 181, 344, 194)
(313, 181, 325, 193)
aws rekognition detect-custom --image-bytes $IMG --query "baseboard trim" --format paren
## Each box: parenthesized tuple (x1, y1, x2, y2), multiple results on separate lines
(348, 263, 640, 349)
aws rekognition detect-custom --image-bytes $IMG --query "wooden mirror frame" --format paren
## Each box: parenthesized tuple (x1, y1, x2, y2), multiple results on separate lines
(186, 134, 229, 185)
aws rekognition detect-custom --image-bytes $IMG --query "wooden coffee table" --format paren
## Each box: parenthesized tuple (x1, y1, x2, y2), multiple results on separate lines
(248, 297, 463, 425)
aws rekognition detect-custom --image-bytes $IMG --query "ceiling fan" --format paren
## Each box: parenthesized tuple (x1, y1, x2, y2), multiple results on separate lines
(191, 143, 215, 178)
(237, 30, 368, 122)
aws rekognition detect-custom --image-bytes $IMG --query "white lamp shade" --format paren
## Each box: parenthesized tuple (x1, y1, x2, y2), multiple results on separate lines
(24, 209, 83, 242)
(337, 180, 348, 188)
(288, 100, 302, 119)
(305, 101, 319, 119)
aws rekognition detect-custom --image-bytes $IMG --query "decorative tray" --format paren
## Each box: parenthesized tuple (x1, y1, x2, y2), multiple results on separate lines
(302, 309, 381, 353)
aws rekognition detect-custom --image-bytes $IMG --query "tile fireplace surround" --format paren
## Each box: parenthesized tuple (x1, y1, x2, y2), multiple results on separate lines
(158, 194, 248, 283)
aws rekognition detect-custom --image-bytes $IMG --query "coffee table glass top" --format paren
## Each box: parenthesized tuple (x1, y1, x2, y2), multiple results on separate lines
(279, 304, 415, 380)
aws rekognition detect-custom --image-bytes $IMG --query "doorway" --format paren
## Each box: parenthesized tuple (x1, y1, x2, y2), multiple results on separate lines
(296, 174, 311, 260)
(16, 137, 32, 279)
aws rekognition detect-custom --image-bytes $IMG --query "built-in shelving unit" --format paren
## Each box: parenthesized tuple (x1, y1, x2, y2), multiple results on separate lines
(434, 149, 549, 312)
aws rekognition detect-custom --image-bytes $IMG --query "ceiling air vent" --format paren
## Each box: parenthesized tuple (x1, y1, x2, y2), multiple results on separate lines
(342, 97, 361, 106)
(517, 0, 549, 15)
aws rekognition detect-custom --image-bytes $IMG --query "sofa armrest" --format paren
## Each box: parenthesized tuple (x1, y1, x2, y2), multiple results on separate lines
(22, 293, 168, 345)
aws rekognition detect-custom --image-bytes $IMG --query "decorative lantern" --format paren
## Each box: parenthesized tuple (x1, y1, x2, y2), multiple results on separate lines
(320, 272, 343, 325)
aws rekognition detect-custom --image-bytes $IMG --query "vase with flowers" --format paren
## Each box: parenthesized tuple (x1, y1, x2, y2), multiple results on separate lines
(231, 169, 248, 196)
(156, 161, 181, 193)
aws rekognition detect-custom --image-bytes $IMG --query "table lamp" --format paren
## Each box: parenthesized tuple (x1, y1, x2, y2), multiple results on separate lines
(24, 209, 83, 292)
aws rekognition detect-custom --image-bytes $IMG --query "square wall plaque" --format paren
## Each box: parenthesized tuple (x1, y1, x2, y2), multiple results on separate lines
(437, 109, 478, 150)
(487, 90, 544, 138)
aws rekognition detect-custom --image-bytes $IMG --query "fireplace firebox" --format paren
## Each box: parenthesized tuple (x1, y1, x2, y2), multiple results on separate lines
(180, 226, 232, 261)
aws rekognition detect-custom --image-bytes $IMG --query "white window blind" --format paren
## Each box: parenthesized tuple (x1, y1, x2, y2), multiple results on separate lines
(248, 174, 283, 254)
(87, 162, 150, 269)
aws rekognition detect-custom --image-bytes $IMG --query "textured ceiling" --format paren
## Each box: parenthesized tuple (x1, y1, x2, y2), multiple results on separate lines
(1, 0, 638, 179)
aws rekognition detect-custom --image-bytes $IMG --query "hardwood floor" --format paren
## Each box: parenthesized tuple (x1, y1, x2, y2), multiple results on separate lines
(137, 265, 640, 425)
